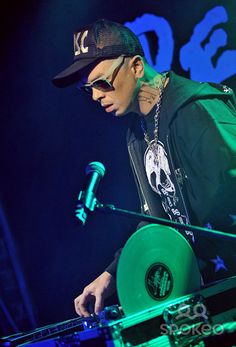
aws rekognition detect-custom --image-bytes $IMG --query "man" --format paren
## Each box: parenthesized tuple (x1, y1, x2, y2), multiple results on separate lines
(53, 19, 236, 317)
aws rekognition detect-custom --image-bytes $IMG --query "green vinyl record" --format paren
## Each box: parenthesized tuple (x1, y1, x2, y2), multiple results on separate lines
(117, 224, 201, 316)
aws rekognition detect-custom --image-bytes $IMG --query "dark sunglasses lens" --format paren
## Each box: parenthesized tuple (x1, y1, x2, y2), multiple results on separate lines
(79, 79, 112, 94)
(80, 86, 92, 94)
(93, 79, 112, 91)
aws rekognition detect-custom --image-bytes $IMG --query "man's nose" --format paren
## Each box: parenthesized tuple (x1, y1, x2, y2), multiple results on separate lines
(92, 88, 105, 102)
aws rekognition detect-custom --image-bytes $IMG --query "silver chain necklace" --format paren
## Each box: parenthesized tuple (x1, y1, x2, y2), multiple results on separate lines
(141, 73, 167, 163)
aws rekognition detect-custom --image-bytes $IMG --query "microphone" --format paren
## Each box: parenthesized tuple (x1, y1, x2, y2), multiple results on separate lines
(75, 162, 105, 225)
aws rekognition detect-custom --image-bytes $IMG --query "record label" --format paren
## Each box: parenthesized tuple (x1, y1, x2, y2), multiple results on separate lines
(145, 263, 173, 300)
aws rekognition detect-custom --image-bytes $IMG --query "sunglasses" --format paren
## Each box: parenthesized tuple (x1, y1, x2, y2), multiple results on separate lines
(77, 55, 126, 95)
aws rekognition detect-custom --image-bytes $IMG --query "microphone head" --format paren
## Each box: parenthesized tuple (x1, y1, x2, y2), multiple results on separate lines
(86, 161, 105, 177)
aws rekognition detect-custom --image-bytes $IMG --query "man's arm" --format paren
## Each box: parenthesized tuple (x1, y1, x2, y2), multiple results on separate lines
(74, 225, 147, 316)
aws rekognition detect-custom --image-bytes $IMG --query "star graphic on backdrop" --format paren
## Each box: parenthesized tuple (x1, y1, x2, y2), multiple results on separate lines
(229, 214, 236, 227)
(211, 255, 228, 272)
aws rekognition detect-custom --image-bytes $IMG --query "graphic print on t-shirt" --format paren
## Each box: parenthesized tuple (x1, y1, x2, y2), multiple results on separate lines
(144, 140, 189, 226)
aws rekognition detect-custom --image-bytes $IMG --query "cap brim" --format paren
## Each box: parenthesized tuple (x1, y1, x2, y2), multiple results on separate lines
(52, 57, 99, 88)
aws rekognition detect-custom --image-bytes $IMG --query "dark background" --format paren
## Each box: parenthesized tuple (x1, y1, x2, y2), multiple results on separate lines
(0, 0, 235, 333)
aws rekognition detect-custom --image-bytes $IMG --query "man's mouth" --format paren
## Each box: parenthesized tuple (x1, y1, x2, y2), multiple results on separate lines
(104, 104, 114, 113)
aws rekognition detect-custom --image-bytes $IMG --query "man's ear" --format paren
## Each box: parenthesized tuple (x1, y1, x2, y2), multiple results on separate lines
(129, 55, 144, 79)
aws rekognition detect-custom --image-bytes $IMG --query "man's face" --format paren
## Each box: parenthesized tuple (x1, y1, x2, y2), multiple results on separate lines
(78, 56, 140, 117)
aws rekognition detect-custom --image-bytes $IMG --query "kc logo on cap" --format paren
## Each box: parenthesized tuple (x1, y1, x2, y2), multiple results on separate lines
(74, 30, 89, 56)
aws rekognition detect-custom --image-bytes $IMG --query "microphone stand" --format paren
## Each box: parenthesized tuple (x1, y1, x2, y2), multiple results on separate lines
(94, 202, 236, 241)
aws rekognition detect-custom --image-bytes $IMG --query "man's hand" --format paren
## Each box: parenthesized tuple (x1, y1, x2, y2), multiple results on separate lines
(74, 271, 116, 317)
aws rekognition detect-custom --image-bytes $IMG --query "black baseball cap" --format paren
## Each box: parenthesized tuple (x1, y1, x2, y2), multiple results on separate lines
(52, 18, 144, 88)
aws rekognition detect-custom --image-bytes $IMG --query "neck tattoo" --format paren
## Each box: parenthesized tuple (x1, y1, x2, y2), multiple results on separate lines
(138, 74, 165, 104)
(140, 73, 167, 164)
(138, 90, 157, 104)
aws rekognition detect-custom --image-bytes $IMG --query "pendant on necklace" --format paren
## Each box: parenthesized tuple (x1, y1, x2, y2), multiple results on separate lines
(148, 140, 159, 165)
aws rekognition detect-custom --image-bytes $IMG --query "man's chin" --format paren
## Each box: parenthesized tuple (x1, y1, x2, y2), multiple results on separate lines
(113, 108, 129, 117)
